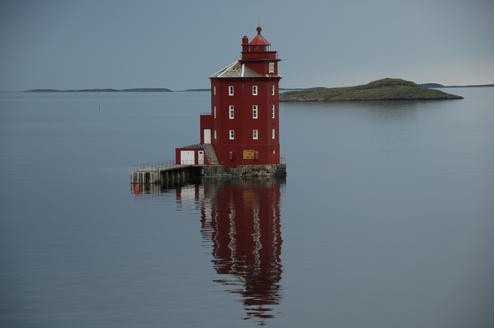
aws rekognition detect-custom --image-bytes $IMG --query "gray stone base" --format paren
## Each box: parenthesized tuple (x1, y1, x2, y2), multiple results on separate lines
(203, 164, 287, 178)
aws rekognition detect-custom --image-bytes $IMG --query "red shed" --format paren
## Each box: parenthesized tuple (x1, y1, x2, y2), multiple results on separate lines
(175, 144, 210, 165)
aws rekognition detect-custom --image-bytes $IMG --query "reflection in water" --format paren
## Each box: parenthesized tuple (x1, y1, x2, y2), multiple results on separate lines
(177, 178, 284, 324)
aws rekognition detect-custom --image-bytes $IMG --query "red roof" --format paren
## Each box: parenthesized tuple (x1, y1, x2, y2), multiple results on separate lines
(249, 26, 270, 46)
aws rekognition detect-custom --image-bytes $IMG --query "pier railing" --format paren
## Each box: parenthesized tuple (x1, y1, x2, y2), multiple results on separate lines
(136, 156, 286, 170)
(135, 160, 176, 171)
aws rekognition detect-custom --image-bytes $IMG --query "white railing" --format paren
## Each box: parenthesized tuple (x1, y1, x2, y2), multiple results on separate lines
(136, 160, 176, 170)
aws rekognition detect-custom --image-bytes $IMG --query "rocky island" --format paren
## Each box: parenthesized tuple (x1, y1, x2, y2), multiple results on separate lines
(280, 78, 463, 102)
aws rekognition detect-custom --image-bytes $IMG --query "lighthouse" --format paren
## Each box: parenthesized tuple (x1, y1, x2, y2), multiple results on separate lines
(176, 26, 285, 177)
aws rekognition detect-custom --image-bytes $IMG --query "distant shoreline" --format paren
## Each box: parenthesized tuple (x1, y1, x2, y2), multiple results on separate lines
(22, 87, 304, 93)
(24, 88, 174, 93)
(419, 83, 493, 89)
(17, 84, 494, 93)
(442, 85, 493, 88)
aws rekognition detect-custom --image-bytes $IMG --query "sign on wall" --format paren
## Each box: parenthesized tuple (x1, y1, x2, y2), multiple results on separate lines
(243, 150, 255, 160)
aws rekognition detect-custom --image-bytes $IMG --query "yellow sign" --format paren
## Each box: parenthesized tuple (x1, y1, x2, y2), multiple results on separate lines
(243, 150, 255, 160)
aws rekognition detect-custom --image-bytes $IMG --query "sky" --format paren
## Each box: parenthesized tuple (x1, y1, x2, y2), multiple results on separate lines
(0, 0, 492, 90)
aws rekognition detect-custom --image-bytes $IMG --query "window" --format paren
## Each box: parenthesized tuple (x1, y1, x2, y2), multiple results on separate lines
(272, 128, 276, 139)
(252, 85, 258, 96)
(229, 105, 235, 119)
(213, 85, 216, 95)
(271, 105, 275, 118)
(252, 129, 259, 140)
(229, 130, 235, 140)
(213, 106, 217, 118)
(228, 85, 234, 96)
(252, 105, 258, 119)
(271, 85, 275, 95)
(268, 62, 275, 73)
(214, 130, 217, 139)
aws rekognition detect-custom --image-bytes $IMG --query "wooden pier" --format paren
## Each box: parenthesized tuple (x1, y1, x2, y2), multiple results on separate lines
(130, 164, 202, 186)
(130, 162, 287, 191)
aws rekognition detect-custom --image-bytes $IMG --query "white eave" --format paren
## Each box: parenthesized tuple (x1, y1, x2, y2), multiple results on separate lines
(209, 61, 265, 78)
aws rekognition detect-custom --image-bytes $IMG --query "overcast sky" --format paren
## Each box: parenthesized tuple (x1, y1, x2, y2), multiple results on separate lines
(0, 0, 492, 90)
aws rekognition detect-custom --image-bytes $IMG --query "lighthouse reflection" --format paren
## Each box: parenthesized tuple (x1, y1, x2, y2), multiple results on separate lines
(177, 178, 284, 323)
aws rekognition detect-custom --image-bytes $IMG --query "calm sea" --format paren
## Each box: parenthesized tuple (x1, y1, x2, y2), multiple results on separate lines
(0, 88, 492, 327)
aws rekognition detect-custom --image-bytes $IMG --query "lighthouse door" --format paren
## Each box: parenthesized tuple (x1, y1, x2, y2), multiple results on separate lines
(203, 129, 211, 144)
(180, 150, 195, 165)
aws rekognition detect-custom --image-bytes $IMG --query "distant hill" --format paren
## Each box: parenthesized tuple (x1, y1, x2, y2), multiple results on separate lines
(280, 78, 463, 102)
(25, 88, 172, 92)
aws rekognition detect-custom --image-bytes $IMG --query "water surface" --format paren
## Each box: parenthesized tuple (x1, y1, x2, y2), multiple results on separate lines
(0, 88, 492, 327)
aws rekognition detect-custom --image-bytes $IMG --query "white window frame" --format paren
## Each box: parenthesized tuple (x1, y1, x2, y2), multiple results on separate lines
(229, 105, 235, 119)
(228, 85, 234, 96)
(271, 85, 275, 95)
(252, 85, 258, 96)
(268, 62, 275, 73)
(252, 129, 259, 140)
(271, 105, 275, 118)
(252, 105, 258, 119)
(213, 85, 216, 95)
(214, 130, 217, 140)
(213, 105, 217, 118)
(272, 128, 276, 139)
(229, 130, 235, 140)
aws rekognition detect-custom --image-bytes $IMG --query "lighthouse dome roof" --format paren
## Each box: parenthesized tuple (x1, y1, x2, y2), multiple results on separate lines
(249, 26, 270, 46)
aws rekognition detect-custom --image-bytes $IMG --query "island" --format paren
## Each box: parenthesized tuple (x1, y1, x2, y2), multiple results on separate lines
(279, 78, 463, 102)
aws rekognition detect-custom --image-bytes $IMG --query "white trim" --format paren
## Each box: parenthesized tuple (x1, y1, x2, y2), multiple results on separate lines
(210, 61, 238, 78)
(252, 105, 258, 119)
(268, 62, 275, 73)
(229, 105, 235, 119)
(252, 129, 259, 140)
(203, 129, 211, 144)
(229, 130, 235, 140)
(252, 85, 258, 96)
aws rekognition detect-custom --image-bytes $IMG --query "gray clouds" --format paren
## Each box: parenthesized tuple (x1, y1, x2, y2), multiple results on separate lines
(0, 0, 492, 90)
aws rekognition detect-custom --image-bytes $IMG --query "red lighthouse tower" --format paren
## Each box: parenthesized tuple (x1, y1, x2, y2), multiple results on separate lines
(205, 26, 281, 167)
(176, 27, 285, 177)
